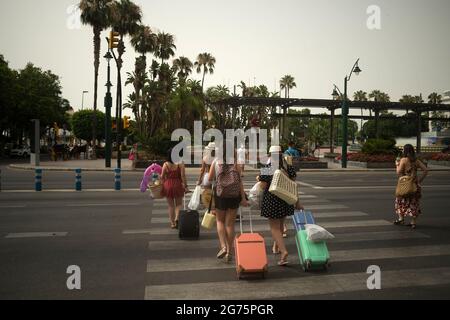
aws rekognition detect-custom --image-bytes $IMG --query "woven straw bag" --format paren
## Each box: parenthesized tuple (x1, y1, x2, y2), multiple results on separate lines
(395, 175, 417, 197)
(269, 169, 298, 205)
(149, 183, 164, 199)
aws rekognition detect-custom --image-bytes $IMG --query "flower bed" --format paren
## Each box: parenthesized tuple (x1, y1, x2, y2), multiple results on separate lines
(299, 156, 320, 162)
(336, 153, 395, 163)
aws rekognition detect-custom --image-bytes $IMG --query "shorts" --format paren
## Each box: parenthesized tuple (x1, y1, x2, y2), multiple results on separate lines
(214, 194, 241, 211)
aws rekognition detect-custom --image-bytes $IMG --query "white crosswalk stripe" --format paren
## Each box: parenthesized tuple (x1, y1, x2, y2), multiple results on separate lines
(144, 267, 450, 300)
(139, 190, 445, 299)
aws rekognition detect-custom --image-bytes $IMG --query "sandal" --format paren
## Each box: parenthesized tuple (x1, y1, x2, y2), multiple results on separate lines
(170, 223, 177, 229)
(410, 224, 417, 230)
(278, 252, 289, 266)
(224, 253, 233, 263)
(393, 219, 405, 226)
(272, 243, 281, 254)
(216, 247, 227, 259)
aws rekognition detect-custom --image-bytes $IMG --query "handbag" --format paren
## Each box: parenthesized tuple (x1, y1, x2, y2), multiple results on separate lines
(201, 188, 216, 229)
(269, 169, 298, 205)
(149, 181, 164, 199)
(396, 175, 417, 197)
(201, 188, 214, 209)
(395, 162, 417, 197)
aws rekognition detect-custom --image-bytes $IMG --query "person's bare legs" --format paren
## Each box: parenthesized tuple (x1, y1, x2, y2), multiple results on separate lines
(269, 219, 288, 265)
(216, 210, 228, 258)
(174, 197, 183, 224)
(166, 197, 176, 227)
(225, 208, 238, 260)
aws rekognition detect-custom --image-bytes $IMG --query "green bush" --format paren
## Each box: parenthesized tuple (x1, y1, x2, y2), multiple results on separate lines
(362, 138, 398, 155)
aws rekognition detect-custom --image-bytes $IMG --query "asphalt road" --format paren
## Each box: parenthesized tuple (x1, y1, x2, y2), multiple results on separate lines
(1, 166, 450, 300)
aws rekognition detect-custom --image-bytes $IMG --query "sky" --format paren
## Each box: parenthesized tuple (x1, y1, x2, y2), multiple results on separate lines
(1, 0, 449, 120)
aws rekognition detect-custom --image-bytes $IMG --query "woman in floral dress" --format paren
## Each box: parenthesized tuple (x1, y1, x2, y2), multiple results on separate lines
(394, 144, 428, 229)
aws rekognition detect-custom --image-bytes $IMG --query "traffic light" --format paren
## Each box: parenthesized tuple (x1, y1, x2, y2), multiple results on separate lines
(123, 116, 130, 129)
(109, 31, 120, 49)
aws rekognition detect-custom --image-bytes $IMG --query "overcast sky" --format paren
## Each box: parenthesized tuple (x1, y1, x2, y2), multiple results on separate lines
(1, 0, 449, 119)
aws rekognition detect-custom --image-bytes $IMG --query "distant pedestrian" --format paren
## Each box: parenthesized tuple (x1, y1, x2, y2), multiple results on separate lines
(237, 144, 246, 176)
(208, 144, 248, 262)
(394, 144, 428, 229)
(285, 141, 301, 158)
(258, 146, 303, 266)
(161, 148, 189, 229)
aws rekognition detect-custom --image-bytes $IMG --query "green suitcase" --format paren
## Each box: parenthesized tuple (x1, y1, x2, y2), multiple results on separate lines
(295, 229, 330, 272)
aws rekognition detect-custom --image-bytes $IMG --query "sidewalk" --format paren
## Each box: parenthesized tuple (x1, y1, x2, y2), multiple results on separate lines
(8, 159, 450, 172)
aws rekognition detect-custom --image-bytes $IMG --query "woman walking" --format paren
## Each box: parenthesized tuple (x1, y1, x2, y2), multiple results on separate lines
(209, 145, 248, 262)
(258, 146, 303, 266)
(161, 148, 189, 229)
(394, 144, 428, 229)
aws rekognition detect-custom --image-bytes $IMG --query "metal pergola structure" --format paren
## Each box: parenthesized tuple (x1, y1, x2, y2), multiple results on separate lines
(213, 97, 450, 153)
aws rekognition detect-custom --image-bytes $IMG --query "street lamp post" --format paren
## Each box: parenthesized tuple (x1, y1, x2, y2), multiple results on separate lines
(104, 51, 113, 168)
(81, 91, 88, 110)
(332, 59, 362, 168)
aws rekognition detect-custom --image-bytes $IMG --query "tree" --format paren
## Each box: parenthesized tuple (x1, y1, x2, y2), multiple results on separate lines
(428, 92, 446, 131)
(79, 0, 114, 151)
(172, 56, 193, 83)
(4, 62, 71, 145)
(0, 55, 17, 149)
(195, 53, 216, 92)
(155, 32, 176, 65)
(353, 90, 368, 130)
(129, 24, 156, 134)
(280, 75, 297, 98)
(71, 110, 105, 141)
(167, 79, 204, 132)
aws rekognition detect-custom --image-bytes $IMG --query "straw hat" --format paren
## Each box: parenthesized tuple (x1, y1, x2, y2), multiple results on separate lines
(269, 145, 282, 153)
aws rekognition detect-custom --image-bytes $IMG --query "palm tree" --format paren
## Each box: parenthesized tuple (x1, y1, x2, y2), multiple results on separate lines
(428, 92, 444, 131)
(130, 24, 155, 133)
(155, 32, 176, 65)
(354, 90, 368, 131)
(195, 53, 216, 92)
(79, 0, 114, 153)
(280, 75, 296, 98)
(110, 0, 141, 150)
(173, 56, 193, 83)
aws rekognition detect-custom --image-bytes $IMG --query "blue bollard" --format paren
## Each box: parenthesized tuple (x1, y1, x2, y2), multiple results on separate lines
(35, 168, 42, 192)
(114, 168, 121, 191)
(75, 168, 82, 191)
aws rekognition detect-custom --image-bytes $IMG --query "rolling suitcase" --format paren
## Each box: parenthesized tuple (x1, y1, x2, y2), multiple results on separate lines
(234, 208, 268, 279)
(178, 196, 200, 240)
(292, 210, 315, 233)
(292, 210, 330, 272)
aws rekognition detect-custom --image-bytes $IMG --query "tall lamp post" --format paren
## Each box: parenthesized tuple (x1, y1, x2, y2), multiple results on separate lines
(81, 91, 88, 110)
(104, 51, 113, 168)
(332, 59, 362, 168)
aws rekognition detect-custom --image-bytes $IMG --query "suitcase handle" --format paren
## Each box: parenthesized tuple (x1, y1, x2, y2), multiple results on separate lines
(239, 206, 254, 234)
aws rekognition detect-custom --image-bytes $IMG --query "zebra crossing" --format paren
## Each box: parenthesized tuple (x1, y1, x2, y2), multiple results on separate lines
(137, 182, 450, 300)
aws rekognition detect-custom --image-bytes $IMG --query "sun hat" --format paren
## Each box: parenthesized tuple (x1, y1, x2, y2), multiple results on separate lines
(269, 145, 282, 153)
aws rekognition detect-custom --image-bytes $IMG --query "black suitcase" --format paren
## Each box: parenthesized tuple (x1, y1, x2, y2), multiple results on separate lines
(178, 198, 200, 240)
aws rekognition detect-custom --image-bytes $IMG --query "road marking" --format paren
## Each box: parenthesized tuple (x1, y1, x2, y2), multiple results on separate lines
(303, 204, 348, 210)
(0, 189, 141, 193)
(0, 205, 27, 208)
(66, 203, 141, 207)
(123, 229, 152, 235)
(315, 185, 450, 190)
(298, 181, 324, 189)
(145, 267, 450, 300)
(146, 219, 391, 235)
(5, 232, 68, 239)
(146, 230, 428, 251)
(146, 244, 449, 273)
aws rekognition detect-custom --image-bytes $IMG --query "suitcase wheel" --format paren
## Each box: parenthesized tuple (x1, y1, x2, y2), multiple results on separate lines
(304, 260, 312, 272)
